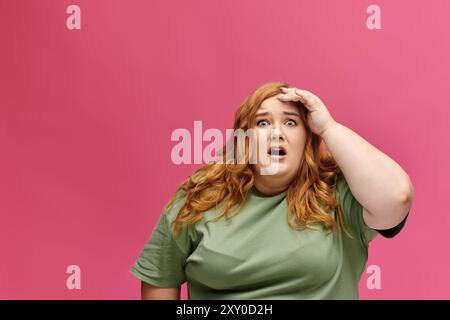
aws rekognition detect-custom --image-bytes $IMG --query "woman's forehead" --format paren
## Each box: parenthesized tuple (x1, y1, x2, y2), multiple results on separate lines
(259, 95, 299, 113)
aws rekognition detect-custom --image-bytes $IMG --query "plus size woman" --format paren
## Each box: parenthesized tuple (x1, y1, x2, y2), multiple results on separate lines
(131, 82, 414, 300)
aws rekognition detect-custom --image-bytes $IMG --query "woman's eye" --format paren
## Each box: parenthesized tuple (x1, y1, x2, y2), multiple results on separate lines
(286, 119, 297, 126)
(257, 120, 269, 127)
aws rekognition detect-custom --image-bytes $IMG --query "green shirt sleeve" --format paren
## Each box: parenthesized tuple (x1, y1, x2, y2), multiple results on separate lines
(336, 175, 409, 247)
(130, 190, 192, 288)
(335, 176, 380, 248)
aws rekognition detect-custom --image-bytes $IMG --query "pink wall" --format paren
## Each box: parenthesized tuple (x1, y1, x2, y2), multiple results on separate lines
(0, 0, 448, 299)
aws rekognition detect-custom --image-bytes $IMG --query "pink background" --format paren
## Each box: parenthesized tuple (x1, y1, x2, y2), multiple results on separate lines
(0, 0, 448, 299)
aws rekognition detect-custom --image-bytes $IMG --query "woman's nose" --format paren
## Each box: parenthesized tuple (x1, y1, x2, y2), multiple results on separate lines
(270, 126, 284, 141)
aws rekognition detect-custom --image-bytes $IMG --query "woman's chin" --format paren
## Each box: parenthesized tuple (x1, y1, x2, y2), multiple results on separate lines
(256, 162, 290, 176)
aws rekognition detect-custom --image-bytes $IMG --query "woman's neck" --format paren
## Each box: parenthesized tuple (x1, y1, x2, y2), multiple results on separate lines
(252, 176, 290, 196)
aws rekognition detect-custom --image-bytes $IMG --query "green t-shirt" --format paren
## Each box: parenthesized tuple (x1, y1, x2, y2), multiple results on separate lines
(131, 177, 408, 299)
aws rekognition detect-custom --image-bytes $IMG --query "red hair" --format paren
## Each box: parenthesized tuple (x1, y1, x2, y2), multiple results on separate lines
(166, 81, 352, 239)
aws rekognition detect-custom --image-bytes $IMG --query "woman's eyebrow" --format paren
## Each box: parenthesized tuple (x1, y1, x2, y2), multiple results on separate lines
(283, 111, 301, 117)
(256, 112, 269, 117)
(256, 111, 300, 118)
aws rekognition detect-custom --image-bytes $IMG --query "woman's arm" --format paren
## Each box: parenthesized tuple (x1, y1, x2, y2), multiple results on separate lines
(278, 87, 414, 230)
(141, 281, 181, 300)
(321, 121, 414, 230)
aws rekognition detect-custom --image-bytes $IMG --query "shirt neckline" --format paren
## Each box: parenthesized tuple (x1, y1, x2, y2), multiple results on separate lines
(250, 185, 288, 198)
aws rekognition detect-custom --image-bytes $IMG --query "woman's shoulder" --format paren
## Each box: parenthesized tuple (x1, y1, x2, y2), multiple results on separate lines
(163, 188, 188, 222)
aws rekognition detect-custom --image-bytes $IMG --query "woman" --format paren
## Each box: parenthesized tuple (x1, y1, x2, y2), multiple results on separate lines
(131, 82, 414, 300)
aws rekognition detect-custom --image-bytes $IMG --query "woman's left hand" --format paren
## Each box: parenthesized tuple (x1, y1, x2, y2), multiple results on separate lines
(278, 87, 337, 137)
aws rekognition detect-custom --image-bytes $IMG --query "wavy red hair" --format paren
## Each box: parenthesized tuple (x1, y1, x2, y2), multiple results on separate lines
(165, 81, 352, 240)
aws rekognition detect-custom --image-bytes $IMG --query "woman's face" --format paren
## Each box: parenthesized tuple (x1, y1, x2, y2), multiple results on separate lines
(250, 94, 308, 189)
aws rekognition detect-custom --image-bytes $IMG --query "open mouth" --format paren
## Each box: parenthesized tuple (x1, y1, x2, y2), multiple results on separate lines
(267, 146, 287, 157)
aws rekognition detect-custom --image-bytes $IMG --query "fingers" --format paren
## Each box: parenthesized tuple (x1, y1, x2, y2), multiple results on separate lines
(295, 88, 315, 104)
(277, 87, 301, 102)
(278, 87, 315, 107)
